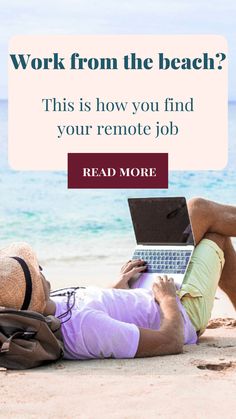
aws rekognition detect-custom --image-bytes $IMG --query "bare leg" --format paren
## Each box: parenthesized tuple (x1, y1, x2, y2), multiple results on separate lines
(187, 197, 236, 244)
(188, 197, 236, 309)
(218, 237, 236, 309)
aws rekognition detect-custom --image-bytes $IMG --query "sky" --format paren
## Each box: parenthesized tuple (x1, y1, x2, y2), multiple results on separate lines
(0, 0, 235, 99)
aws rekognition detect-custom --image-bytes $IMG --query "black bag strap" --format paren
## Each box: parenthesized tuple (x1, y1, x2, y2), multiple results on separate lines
(10, 256, 32, 311)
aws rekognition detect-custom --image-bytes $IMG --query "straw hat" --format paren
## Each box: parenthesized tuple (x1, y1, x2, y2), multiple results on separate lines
(0, 242, 46, 313)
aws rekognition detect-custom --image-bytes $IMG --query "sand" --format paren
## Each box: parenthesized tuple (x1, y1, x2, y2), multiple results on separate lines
(0, 272, 235, 419)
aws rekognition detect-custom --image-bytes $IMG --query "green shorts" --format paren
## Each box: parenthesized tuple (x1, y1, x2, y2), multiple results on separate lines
(177, 238, 225, 335)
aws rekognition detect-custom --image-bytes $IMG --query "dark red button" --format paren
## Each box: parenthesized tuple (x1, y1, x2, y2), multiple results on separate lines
(68, 153, 168, 189)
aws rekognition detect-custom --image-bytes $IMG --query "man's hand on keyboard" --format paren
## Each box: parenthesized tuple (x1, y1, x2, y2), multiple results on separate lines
(152, 276, 177, 304)
(112, 259, 147, 289)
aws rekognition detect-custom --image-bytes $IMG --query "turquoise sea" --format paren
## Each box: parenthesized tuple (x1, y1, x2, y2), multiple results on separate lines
(0, 100, 235, 266)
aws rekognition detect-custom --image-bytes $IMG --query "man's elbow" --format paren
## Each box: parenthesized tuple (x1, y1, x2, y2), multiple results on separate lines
(170, 331, 185, 354)
(170, 338, 184, 355)
(160, 322, 185, 354)
(158, 335, 184, 356)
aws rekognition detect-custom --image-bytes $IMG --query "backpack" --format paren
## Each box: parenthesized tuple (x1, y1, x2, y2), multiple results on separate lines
(0, 307, 64, 369)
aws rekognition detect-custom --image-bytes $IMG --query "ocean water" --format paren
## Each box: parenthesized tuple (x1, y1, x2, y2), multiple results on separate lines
(0, 100, 235, 266)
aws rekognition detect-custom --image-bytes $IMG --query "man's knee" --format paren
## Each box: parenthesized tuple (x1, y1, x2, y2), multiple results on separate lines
(203, 232, 226, 251)
(187, 197, 209, 215)
(187, 197, 212, 244)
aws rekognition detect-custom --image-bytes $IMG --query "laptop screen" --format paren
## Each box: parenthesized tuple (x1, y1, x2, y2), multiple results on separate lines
(128, 197, 195, 245)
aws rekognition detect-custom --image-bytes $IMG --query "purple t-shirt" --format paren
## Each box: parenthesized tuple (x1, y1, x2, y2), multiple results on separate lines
(52, 286, 197, 360)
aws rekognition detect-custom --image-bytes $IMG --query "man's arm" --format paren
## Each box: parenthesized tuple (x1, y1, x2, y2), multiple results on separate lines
(135, 277, 184, 357)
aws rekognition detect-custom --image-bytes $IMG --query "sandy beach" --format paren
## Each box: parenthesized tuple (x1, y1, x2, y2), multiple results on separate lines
(0, 269, 235, 419)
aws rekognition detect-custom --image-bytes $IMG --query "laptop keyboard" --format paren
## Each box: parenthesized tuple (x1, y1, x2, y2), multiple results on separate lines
(133, 249, 192, 274)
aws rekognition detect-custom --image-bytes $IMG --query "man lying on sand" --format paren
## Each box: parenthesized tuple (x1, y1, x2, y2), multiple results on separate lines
(1, 197, 236, 359)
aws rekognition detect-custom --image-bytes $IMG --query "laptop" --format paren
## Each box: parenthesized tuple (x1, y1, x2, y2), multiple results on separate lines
(128, 197, 195, 289)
